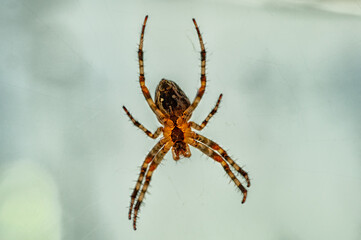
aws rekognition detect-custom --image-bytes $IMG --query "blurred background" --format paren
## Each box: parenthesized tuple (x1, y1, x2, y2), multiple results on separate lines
(1, 0, 361, 239)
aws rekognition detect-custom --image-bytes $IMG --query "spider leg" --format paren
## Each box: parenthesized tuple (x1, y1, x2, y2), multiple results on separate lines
(193, 132, 250, 187)
(190, 94, 222, 131)
(123, 106, 163, 139)
(138, 15, 165, 122)
(128, 138, 167, 220)
(187, 138, 248, 203)
(132, 142, 173, 230)
(183, 18, 207, 119)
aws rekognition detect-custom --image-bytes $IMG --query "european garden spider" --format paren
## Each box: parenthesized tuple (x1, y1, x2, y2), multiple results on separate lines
(123, 16, 251, 230)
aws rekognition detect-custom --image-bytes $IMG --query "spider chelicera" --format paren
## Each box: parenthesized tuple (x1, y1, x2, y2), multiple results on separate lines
(123, 15, 251, 230)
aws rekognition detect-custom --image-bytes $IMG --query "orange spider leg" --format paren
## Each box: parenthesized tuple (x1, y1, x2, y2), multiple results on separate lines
(187, 138, 248, 203)
(190, 94, 222, 131)
(138, 15, 165, 122)
(132, 142, 173, 230)
(123, 106, 163, 139)
(183, 18, 207, 119)
(193, 133, 250, 187)
(128, 138, 167, 220)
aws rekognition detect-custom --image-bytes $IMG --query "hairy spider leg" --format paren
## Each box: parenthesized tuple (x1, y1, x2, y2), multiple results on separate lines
(192, 133, 250, 188)
(128, 138, 167, 220)
(132, 142, 173, 230)
(183, 18, 207, 119)
(190, 94, 223, 131)
(187, 138, 248, 204)
(122, 106, 163, 139)
(138, 15, 165, 122)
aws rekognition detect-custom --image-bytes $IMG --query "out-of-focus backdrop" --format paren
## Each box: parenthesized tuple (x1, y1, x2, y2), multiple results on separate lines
(1, 0, 361, 239)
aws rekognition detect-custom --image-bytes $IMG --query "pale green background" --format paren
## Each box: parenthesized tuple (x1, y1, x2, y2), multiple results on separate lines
(1, 0, 361, 240)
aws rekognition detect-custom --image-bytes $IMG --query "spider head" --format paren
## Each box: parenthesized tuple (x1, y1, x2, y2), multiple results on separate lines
(172, 141, 191, 160)
(155, 79, 191, 118)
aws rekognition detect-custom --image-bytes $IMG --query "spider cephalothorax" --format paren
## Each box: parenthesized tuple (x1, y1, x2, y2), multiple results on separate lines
(123, 16, 251, 230)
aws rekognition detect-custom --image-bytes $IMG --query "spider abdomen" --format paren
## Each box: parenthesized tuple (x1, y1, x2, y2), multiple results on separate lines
(155, 79, 190, 118)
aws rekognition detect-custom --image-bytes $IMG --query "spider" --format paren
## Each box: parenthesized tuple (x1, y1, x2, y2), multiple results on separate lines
(123, 15, 251, 230)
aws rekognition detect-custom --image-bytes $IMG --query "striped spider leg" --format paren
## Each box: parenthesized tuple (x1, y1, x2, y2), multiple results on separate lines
(183, 18, 207, 120)
(123, 16, 250, 231)
(137, 15, 166, 123)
